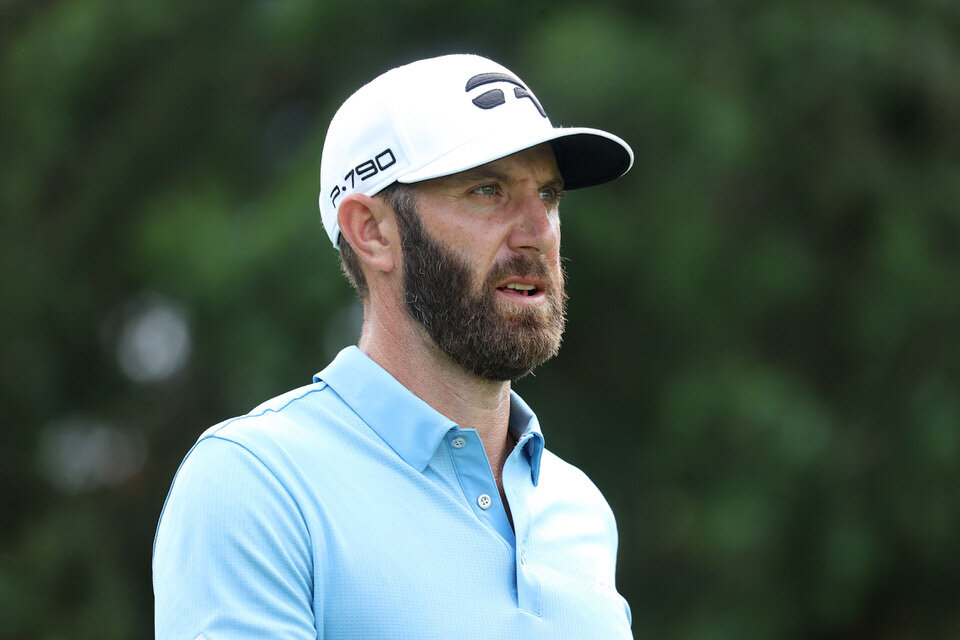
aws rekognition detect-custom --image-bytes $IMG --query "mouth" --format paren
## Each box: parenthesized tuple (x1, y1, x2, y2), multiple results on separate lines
(495, 280, 546, 303)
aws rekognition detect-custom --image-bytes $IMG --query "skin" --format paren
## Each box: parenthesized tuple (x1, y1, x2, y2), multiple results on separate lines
(337, 143, 563, 501)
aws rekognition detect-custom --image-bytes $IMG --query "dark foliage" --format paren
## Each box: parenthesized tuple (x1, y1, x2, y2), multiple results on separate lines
(2, 2, 959, 638)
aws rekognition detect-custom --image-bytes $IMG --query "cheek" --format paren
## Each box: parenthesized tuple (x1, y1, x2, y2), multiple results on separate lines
(423, 210, 499, 255)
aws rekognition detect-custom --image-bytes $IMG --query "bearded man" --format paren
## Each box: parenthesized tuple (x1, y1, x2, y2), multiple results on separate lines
(154, 54, 634, 640)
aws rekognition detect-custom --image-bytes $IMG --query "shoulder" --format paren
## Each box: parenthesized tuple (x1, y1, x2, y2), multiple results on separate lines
(537, 447, 619, 526)
(540, 448, 611, 500)
(154, 381, 343, 558)
(159, 380, 355, 517)
(527, 448, 623, 589)
(167, 374, 397, 498)
(190, 379, 367, 467)
(158, 380, 335, 513)
(200, 382, 327, 430)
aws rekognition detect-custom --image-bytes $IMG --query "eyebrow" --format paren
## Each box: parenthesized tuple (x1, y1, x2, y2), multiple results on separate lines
(451, 167, 512, 185)
(541, 177, 566, 192)
(449, 167, 566, 191)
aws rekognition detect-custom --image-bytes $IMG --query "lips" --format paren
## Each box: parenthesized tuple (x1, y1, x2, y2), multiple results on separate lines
(498, 282, 539, 296)
(488, 255, 551, 302)
(495, 277, 547, 302)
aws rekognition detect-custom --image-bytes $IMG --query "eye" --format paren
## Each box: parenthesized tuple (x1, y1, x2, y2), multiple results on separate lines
(539, 187, 563, 204)
(473, 184, 499, 197)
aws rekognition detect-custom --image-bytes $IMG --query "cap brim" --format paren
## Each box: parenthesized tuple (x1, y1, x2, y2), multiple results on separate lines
(396, 126, 633, 191)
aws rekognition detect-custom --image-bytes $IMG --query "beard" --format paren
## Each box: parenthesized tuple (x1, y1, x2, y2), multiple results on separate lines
(396, 202, 567, 382)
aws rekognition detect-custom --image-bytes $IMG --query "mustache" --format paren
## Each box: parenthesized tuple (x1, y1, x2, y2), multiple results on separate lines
(485, 254, 552, 285)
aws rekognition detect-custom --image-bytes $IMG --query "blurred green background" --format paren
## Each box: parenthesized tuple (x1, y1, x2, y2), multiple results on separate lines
(3, 1, 960, 638)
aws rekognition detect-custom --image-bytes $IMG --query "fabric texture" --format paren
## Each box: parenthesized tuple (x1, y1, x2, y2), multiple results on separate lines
(153, 346, 632, 639)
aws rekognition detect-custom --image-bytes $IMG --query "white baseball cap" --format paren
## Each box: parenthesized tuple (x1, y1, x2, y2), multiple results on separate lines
(318, 53, 634, 248)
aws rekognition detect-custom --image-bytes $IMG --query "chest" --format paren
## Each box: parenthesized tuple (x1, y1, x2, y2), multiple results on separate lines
(292, 447, 632, 640)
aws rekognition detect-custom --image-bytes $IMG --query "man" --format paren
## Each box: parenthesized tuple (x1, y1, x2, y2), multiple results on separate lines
(154, 53, 634, 639)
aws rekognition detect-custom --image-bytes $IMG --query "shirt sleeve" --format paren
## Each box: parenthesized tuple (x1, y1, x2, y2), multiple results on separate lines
(153, 435, 318, 640)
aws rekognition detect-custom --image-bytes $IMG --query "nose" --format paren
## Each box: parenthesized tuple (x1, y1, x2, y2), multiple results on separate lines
(507, 192, 559, 257)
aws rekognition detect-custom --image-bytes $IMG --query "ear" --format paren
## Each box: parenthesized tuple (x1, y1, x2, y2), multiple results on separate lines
(337, 193, 398, 274)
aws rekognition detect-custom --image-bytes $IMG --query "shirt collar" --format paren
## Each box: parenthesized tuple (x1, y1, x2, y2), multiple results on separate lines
(315, 347, 456, 472)
(316, 346, 545, 484)
(508, 391, 545, 486)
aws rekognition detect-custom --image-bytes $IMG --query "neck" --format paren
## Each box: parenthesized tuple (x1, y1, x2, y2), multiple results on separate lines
(358, 297, 515, 487)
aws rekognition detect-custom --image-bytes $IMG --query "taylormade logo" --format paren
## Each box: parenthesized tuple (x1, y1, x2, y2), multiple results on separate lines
(465, 72, 547, 118)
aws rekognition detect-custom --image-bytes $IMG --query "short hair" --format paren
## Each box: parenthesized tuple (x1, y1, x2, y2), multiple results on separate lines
(338, 182, 418, 298)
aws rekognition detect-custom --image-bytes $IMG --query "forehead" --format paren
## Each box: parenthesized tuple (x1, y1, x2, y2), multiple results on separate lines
(423, 143, 562, 189)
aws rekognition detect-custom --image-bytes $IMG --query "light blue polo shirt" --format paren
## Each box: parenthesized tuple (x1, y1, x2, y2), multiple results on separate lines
(153, 346, 632, 639)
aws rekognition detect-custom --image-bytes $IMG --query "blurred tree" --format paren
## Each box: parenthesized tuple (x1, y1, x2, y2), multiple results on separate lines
(2, 1, 959, 638)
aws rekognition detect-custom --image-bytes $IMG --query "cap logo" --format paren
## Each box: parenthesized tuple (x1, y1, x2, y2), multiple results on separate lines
(465, 72, 547, 118)
(328, 147, 397, 209)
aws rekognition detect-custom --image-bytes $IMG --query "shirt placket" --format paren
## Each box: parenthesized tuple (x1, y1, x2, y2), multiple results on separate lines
(503, 432, 541, 615)
(445, 428, 516, 548)
(445, 427, 542, 614)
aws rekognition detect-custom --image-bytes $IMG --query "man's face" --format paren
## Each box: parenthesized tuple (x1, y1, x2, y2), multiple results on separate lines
(395, 144, 567, 381)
